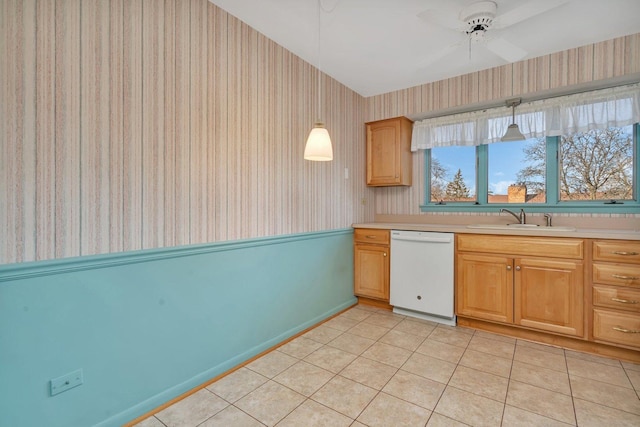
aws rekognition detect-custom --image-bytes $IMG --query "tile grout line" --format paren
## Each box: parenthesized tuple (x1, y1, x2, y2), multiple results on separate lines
(144, 305, 640, 427)
(429, 326, 477, 425)
(564, 347, 580, 427)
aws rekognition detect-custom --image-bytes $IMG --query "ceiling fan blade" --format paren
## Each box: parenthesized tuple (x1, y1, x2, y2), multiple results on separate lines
(486, 37, 528, 63)
(492, 0, 570, 29)
(419, 40, 464, 69)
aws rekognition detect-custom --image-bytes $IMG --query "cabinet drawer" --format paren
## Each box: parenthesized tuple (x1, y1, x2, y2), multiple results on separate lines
(593, 263, 640, 288)
(593, 309, 640, 349)
(593, 286, 640, 312)
(456, 235, 583, 259)
(593, 241, 640, 264)
(354, 228, 390, 245)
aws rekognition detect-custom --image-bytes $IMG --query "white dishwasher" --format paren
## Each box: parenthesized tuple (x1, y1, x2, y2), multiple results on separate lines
(390, 230, 455, 326)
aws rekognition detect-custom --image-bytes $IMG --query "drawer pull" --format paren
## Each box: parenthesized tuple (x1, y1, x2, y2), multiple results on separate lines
(611, 297, 639, 304)
(613, 326, 640, 334)
(612, 251, 639, 256)
(365, 235, 377, 239)
(612, 274, 639, 280)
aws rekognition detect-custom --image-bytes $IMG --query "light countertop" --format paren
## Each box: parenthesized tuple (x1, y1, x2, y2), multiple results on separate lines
(352, 222, 640, 240)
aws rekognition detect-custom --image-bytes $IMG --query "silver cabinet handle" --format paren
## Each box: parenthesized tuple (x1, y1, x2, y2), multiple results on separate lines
(612, 274, 639, 280)
(506, 265, 512, 271)
(613, 326, 640, 334)
(611, 297, 639, 304)
(612, 251, 639, 256)
(383, 252, 387, 257)
(515, 266, 521, 271)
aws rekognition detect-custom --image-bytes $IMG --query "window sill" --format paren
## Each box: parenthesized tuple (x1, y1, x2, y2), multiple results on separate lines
(419, 202, 640, 214)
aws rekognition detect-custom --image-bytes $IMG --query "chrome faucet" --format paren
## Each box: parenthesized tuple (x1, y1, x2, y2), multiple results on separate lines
(500, 208, 527, 224)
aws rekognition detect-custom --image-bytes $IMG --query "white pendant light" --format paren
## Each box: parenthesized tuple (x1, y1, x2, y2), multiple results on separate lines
(501, 98, 526, 142)
(304, 121, 333, 160)
(304, 0, 333, 161)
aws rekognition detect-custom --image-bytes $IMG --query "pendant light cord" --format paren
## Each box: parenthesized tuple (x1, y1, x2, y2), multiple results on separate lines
(317, 0, 321, 122)
(319, 0, 339, 14)
(316, 0, 339, 122)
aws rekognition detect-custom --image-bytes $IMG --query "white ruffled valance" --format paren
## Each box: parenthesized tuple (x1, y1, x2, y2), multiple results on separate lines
(411, 83, 640, 151)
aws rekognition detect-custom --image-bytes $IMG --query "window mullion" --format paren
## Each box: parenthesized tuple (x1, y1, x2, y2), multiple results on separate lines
(424, 150, 431, 205)
(635, 123, 640, 202)
(546, 136, 559, 205)
(477, 145, 488, 204)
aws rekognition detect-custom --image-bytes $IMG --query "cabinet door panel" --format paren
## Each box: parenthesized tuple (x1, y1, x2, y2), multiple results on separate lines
(354, 244, 389, 300)
(515, 257, 584, 337)
(456, 254, 513, 323)
(367, 123, 400, 185)
(366, 117, 412, 186)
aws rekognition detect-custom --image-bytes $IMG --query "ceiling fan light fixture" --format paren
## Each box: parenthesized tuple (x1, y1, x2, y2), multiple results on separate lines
(501, 98, 526, 141)
(469, 28, 487, 42)
(460, 0, 496, 38)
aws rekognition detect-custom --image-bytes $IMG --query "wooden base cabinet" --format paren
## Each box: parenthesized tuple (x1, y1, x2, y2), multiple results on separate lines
(456, 235, 585, 338)
(456, 253, 513, 323)
(591, 240, 640, 350)
(515, 257, 584, 337)
(354, 229, 390, 301)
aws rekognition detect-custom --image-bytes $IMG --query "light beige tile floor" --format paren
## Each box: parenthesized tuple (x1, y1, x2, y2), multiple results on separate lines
(135, 305, 640, 427)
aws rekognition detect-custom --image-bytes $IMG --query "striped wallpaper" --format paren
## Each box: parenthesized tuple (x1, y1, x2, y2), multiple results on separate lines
(0, 0, 374, 264)
(365, 33, 640, 217)
(2, 0, 639, 265)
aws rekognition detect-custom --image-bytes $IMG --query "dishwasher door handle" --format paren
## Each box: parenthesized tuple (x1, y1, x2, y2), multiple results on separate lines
(392, 235, 452, 244)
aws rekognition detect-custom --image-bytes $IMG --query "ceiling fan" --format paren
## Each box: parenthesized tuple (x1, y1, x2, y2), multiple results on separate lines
(418, 0, 570, 66)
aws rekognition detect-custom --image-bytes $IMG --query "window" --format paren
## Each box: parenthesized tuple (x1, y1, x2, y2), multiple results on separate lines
(559, 125, 634, 201)
(412, 84, 640, 213)
(488, 138, 545, 204)
(422, 124, 638, 212)
(430, 146, 476, 203)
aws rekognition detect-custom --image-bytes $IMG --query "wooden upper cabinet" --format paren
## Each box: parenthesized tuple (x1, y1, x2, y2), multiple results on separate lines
(366, 117, 413, 186)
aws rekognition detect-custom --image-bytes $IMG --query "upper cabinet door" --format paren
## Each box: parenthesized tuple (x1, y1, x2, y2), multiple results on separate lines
(366, 117, 413, 186)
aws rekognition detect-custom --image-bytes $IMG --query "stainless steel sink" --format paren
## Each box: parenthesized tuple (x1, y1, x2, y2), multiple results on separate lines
(467, 224, 576, 232)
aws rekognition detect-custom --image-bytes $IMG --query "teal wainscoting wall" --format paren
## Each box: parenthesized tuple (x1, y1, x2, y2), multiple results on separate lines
(0, 229, 356, 427)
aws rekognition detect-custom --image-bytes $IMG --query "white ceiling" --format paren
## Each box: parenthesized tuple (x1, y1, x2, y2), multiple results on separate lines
(209, 0, 640, 97)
